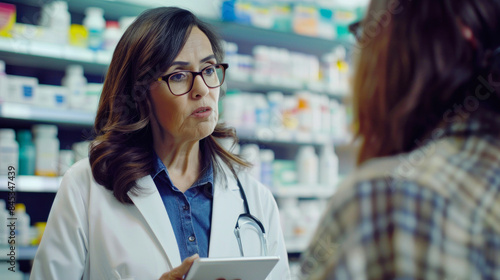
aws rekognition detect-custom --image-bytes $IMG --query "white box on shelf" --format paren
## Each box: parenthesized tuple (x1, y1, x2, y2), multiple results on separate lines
(81, 83, 103, 112)
(6, 75, 38, 105)
(37, 85, 68, 109)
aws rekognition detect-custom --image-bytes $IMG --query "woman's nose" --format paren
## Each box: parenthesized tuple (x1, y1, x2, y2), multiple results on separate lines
(190, 74, 209, 99)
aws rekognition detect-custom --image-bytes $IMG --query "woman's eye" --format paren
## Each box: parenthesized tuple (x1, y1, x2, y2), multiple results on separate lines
(169, 72, 188, 82)
(203, 66, 215, 76)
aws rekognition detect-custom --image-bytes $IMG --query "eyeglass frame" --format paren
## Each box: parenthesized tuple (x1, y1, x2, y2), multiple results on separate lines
(348, 20, 363, 42)
(157, 63, 229, 96)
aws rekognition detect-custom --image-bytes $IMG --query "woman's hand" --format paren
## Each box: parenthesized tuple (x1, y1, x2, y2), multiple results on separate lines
(159, 254, 199, 280)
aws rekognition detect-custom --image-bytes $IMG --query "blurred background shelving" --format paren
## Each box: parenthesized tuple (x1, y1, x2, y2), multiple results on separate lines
(0, 0, 367, 278)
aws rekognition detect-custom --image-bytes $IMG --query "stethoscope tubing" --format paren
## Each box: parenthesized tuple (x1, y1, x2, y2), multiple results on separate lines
(234, 176, 268, 256)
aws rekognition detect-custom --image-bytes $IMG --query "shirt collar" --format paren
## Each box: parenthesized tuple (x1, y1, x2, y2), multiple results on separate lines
(151, 151, 214, 192)
(439, 108, 500, 139)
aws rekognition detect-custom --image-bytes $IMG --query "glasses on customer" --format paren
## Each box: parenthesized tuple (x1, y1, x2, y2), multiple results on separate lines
(158, 63, 229, 96)
(348, 21, 363, 42)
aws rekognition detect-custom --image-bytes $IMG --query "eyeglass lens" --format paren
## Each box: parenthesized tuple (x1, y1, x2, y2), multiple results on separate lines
(168, 64, 225, 95)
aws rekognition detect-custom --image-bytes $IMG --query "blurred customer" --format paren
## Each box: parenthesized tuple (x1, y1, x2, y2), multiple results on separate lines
(300, 0, 500, 279)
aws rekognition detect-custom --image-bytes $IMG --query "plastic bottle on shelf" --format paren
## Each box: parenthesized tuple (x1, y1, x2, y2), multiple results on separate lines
(14, 203, 30, 246)
(240, 144, 261, 181)
(103, 21, 121, 51)
(119, 16, 136, 36)
(320, 95, 331, 135)
(50, 1, 71, 45)
(72, 141, 90, 162)
(319, 144, 339, 187)
(0, 199, 9, 245)
(296, 91, 312, 133)
(69, 24, 88, 48)
(254, 94, 270, 129)
(0, 60, 7, 102)
(259, 149, 274, 190)
(17, 130, 36, 176)
(278, 197, 306, 244)
(0, 129, 19, 176)
(33, 125, 60, 177)
(58, 149, 74, 176)
(39, 1, 71, 45)
(267, 91, 284, 132)
(62, 64, 88, 109)
(83, 7, 106, 51)
(296, 145, 318, 185)
(223, 41, 239, 79)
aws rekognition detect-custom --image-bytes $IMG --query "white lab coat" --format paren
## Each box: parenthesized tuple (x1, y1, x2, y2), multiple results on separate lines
(30, 158, 290, 280)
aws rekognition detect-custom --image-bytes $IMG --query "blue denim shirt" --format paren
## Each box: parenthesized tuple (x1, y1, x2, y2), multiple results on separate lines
(151, 153, 213, 261)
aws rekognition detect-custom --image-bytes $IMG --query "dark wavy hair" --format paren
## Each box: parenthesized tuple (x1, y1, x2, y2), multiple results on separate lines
(90, 7, 249, 203)
(353, 0, 500, 165)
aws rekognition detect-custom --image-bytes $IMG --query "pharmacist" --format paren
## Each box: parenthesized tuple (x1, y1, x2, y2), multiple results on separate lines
(30, 7, 290, 280)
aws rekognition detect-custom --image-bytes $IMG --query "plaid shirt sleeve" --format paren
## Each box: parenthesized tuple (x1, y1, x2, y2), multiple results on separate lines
(298, 177, 500, 280)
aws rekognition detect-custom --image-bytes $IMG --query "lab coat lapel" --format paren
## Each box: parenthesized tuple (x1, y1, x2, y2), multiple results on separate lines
(128, 175, 182, 269)
(209, 169, 244, 257)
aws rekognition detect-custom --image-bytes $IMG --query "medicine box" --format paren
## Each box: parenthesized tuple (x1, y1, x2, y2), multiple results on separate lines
(6, 75, 38, 104)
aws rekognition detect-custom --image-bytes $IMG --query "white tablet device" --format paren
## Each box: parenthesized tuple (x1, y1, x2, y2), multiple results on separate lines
(185, 256, 280, 280)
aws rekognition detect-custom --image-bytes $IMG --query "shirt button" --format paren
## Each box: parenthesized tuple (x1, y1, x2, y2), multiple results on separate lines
(188, 236, 196, 242)
(183, 205, 189, 211)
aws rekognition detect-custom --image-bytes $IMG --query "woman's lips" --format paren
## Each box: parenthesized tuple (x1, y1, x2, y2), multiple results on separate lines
(191, 107, 212, 118)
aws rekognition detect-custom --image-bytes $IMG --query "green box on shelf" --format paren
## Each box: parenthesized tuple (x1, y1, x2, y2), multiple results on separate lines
(332, 7, 358, 39)
(272, 160, 297, 187)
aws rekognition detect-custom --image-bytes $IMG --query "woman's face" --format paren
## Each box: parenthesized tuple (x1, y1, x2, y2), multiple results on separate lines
(149, 27, 220, 145)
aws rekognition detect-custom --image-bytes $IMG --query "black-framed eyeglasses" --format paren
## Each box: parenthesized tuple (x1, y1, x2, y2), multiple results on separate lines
(348, 21, 363, 42)
(157, 63, 229, 96)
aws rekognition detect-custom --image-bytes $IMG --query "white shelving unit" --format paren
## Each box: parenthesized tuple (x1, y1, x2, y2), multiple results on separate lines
(0, 245, 38, 261)
(0, 102, 95, 125)
(0, 176, 61, 192)
(0, 176, 338, 197)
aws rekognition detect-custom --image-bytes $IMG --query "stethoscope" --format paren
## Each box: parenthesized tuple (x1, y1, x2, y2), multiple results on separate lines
(234, 177, 268, 257)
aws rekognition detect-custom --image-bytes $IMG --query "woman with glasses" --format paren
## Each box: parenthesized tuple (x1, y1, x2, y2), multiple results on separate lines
(30, 7, 290, 280)
(300, 0, 500, 279)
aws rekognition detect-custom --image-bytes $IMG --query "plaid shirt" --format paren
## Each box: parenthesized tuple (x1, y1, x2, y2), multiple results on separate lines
(299, 109, 500, 280)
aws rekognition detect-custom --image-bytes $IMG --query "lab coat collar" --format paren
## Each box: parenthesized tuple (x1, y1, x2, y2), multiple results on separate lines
(208, 163, 244, 257)
(127, 175, 182, 269)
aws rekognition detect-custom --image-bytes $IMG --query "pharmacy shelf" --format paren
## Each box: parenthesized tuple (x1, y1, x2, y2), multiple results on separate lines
(209, 20, 353, 55)
(0, 38, 111, 76)
(0, 175, 339, 197)
(227, 77, 348, 98)
(14, 0, 352, 56)
(0, 176, 61, 193)
(236, 127, 349, 146)
(0, 102, 350, 146)
(285, 239, 310, 254)
(0, 37, 348, 97)
(0, 245, 38, 261)
(0, 102, 95, 126)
